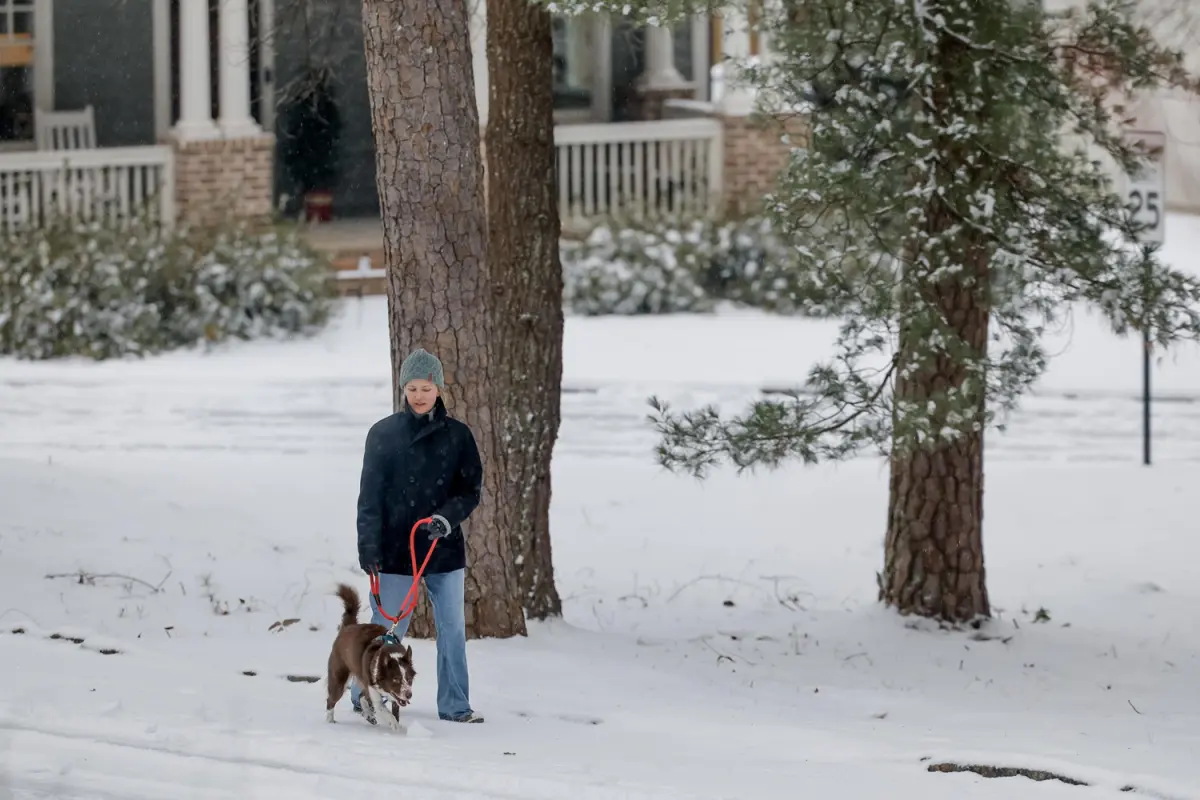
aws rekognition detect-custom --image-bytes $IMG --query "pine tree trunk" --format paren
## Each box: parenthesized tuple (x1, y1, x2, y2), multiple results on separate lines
(484, 0, 564, 619)
(879, 26, 992, 624)
(880, 247, 991, 623)
(361, 0, 526, 640)
(882, 427, 989, 622)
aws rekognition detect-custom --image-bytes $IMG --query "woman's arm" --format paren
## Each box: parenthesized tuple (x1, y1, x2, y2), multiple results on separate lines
(431, 428, 483, 531)
(356, 422, 389, 569)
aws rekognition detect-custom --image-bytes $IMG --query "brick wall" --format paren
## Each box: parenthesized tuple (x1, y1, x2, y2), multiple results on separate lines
(720, 113, 810, 216)
(172, 135, 276, 227)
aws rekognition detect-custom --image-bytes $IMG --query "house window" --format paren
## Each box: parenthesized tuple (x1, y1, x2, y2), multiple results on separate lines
(0, 0, 35, 142)
(552, 15, 592, 115)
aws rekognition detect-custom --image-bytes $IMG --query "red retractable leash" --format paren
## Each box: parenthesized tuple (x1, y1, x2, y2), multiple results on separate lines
(368, 516, 440, 642)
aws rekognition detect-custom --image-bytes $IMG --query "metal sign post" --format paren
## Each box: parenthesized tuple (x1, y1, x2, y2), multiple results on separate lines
(1124, 130, 1166, 466)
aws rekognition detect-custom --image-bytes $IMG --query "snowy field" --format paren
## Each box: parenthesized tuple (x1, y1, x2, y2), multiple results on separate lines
(2, 215, 1200, 798)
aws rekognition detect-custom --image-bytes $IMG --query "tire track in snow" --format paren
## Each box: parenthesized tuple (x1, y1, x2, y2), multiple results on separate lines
(1, 378, 1198, 463)
(0, 722, 697, 800)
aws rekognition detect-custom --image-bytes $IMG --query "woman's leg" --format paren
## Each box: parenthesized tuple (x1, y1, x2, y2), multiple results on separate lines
(349, 572, 415, 709)
(424, 569, 475, 720)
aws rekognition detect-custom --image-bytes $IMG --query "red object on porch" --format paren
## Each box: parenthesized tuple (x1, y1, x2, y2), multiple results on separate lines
(304, 190, 333, 223)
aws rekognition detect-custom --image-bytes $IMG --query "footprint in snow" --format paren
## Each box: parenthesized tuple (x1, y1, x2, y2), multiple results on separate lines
(515, 711, 602, 726)
(406, 720, 433, 738)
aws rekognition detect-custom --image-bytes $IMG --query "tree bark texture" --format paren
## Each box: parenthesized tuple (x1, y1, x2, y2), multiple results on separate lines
(361, 0, 526, 639)
(881, 321, 990, 622)
(485, 0, 565, 619)
(880, 29, 990, 624)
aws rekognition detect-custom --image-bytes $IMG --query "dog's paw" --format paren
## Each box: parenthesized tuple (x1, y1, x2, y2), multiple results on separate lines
(325, 708, 335, 724)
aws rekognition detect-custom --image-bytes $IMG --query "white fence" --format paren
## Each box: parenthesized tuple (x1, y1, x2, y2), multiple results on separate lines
(0, 145, 175, 234)
(554, 118, 724, 229)
(0, 121, 720, 238)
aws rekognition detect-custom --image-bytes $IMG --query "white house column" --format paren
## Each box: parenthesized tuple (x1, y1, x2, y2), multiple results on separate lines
(174, 0, 219, 139)
(714, 11, 755, 116)
(591, 14, 613, 121)
(152, 0, 171, 140)
(636, 23, 688, 91)
(690, 14, 711, 102)
(33, 0, 54, 111)
(257, 0, 277, 131)
(218, 0, 260, 137)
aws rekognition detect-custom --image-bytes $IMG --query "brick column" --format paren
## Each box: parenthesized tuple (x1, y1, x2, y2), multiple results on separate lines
(711, 9, 810, 216)
(631, 87, 695, 121)
(170, 0, 273, 228)
(720, 113, 809, 216)
(173, 135, 276, 227)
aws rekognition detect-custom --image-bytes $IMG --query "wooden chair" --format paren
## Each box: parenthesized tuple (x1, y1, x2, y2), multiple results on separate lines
(35, 106, 97, 150)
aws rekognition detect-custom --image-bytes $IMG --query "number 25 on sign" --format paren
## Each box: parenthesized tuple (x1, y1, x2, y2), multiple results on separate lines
(1125, 130, 1166, 246)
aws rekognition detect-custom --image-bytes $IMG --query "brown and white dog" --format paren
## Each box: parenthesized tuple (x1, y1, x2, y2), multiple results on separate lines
(325, 583, 416, 731)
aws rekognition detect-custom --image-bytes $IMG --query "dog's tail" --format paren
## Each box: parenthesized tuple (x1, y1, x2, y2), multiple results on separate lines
(334, 583, 361, 629)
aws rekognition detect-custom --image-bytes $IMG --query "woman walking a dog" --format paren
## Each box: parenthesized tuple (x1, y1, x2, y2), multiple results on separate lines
(352, 347, 484, 724)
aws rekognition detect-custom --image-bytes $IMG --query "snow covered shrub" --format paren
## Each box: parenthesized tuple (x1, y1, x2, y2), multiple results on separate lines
(561, 221, 715, 315)
(689, 216, 816, 315)
(0, 218, 166, 359)
(560, 215, 815, 316)
(157, 221, 335, 346)
(0, 215, 334, 360)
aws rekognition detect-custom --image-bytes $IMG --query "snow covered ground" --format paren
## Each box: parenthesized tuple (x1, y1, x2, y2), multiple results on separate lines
(3, 215, 1200, 798)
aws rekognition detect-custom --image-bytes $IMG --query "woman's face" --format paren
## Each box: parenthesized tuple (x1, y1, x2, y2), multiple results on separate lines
(405, 379, 439, 414)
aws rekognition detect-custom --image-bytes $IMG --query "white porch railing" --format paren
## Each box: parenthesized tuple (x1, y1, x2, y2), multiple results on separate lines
(0, 145, 176, 234)
(554, 118, 724, 228)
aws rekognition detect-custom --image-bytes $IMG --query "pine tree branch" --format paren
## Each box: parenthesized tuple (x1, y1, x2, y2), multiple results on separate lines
(649, 358, 897, 477)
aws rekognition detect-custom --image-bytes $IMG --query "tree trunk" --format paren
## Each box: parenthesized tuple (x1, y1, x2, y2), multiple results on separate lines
(879, 23, 992, 624)
(881, 421, 989, 622)
(484, 0, 564, 619)
(361, 0, 526, 639)
(880, 221, 992, 622)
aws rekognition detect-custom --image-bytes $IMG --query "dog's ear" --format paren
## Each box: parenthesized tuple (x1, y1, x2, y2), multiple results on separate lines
(405, 644, 413, 660)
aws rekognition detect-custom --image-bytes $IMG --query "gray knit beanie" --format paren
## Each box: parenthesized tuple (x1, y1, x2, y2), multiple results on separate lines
(399, 348, 445, 388)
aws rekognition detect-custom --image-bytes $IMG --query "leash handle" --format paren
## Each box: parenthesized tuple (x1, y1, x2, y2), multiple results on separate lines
(371, 517, 437, 627)
(368, 570, 384, 614)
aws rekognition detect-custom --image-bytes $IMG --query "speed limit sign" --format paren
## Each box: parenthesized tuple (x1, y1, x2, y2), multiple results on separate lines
(1125, 130, 1166, 245)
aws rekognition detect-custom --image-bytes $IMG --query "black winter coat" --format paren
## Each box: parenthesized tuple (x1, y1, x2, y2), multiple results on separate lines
(356, 398, 482, 575)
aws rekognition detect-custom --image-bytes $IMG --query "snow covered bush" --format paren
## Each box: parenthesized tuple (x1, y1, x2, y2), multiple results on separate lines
(159, 222, 335, 347)
(0, 216, 334, 360)
(561, 221, 715, 315)
(560, 216, 824, 316)
(692, 216, 814, 315)
(0, 219, 164, 359)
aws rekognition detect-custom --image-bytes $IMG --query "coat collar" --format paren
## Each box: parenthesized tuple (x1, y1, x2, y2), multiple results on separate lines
(404, 396, 448, 442)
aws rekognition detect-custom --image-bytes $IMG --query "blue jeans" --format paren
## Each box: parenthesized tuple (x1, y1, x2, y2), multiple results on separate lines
(350, 568, 473, 720)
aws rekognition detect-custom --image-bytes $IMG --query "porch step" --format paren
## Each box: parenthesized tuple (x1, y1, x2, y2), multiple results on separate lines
(329, 250, 387, 297)
(330, 250, 385, 272)
(300, 220, 388, 297)
(336, 274, 387, 297)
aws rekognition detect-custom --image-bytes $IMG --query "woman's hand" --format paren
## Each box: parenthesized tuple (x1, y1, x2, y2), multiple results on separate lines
(422, 515, 452, 541)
